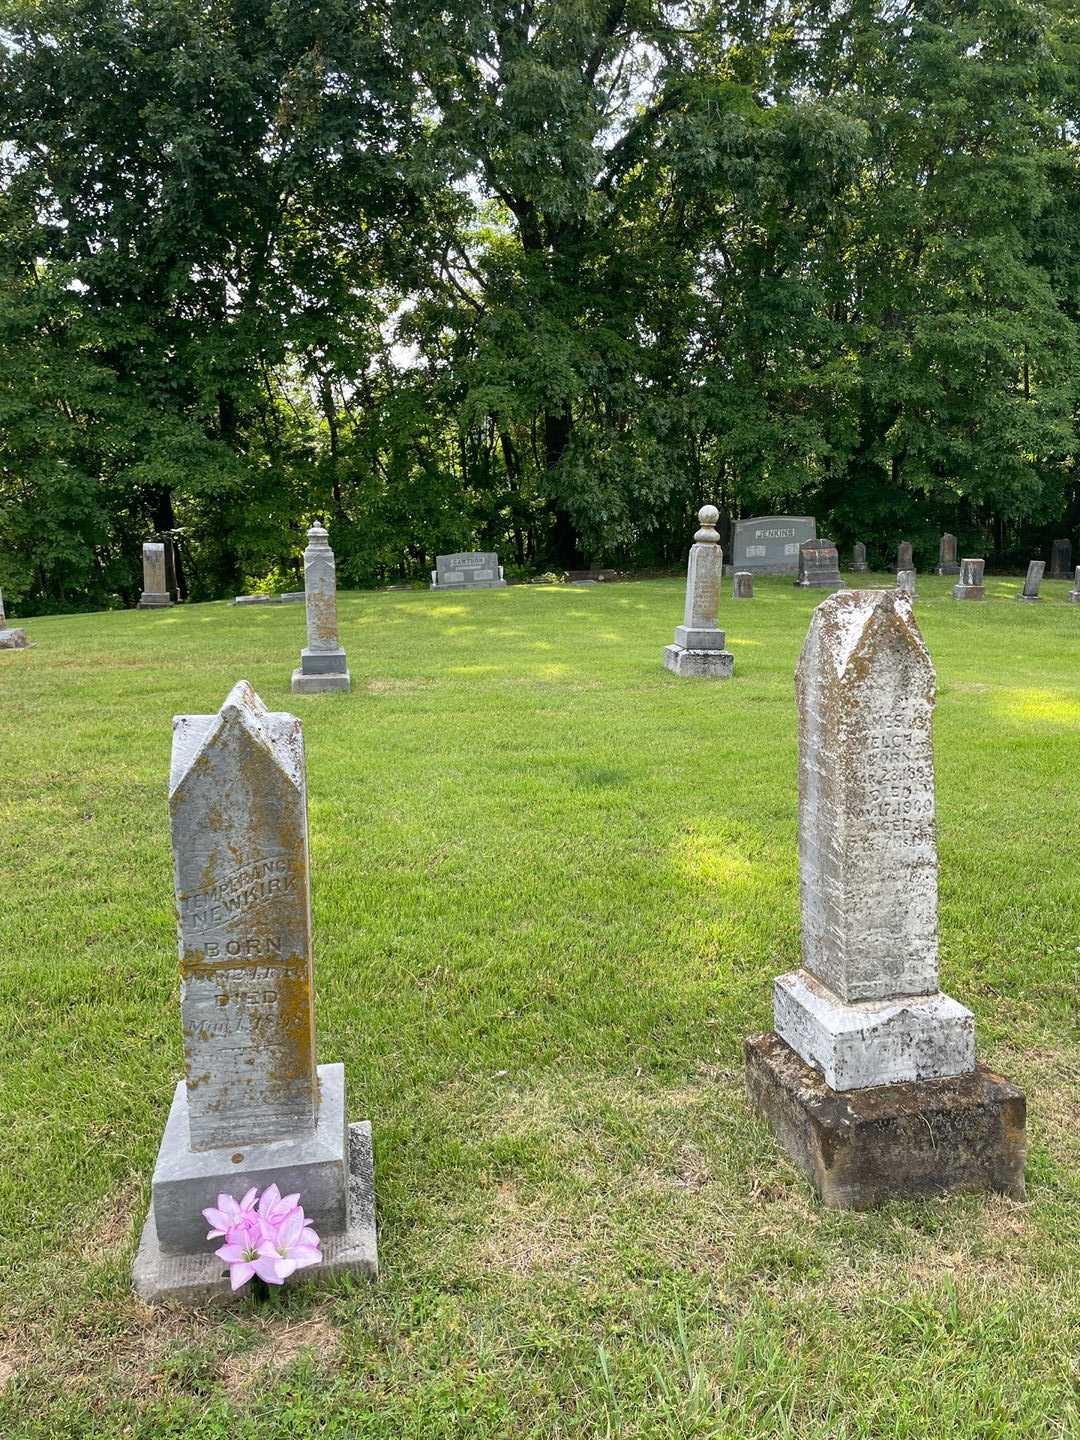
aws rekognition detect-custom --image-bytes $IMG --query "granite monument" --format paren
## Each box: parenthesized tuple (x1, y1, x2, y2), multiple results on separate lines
(292, 525, 350, 693)
(663, 505, 734, 679)
(952, 558, 985, 601)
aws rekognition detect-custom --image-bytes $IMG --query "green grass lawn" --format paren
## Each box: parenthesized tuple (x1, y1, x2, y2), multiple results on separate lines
(2, 572, 1079, 1439)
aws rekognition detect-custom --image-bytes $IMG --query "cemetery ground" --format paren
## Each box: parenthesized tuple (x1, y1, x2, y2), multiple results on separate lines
(2, 572, 1079, 1440)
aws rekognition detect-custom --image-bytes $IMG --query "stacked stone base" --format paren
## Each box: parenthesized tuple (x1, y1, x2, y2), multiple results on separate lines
(431, 578, 507, 591)
(134, 1064, 377, 1303)
(1070, 589, 1080, 604)
(0, 627, 29, 649)
(746, 1033, 1026, 1210)
(138, 593, 173, 609)
(937, 565, 961, 576)
(795, 577, 842, 590)
(292, 646, 350, 694)
(952, 584, 984, 600)
(663, 644, 733, 679)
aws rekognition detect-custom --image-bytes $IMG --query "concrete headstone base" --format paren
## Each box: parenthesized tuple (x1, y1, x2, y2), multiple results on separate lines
(794, 577, 842, 590)
(292, 669, 351, 693)
(0, 627, 29, 649)
(663, 644, 734, 679)
(745, 1032, 1026, 1210)
(1070, 591, 1080, 604)
(134, 1121, 378, 1304)
(150, 1062, 351, 1253)
(952, 585, 984, 600)
(1016, 595, 1041, 603)
(774, 969, 975, 1091)
(937, 565, 961, 576)
(430, 578, 508, 590)
(138, 593, 173, 608)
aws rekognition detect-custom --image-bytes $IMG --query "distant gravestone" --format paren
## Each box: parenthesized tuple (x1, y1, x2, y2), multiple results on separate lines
(138, 542, 173, 609)
(1051, 539, 1072, 579)
(953, 558, 985, 601)
(663, 505, 734, 679)
(732, 571, 754, 600)
(1069, 567, 1080, 604)
(133, 681, 376, 1303)
(746, 590, 1026, 1208)
(0, 587, 29, 649)
(850, 542, 868, 573)
(937, 534, 960, 576)
(795, 539, 842, 590)
(233, 592, 305, 607)
(1018, 560, 1045, 603)
(897, 569, 916, 599)
(897, 540, 914, 572)
(431, 552, 507, 590)
(732, 516, 817, 575)
(292, 525, 350, 693)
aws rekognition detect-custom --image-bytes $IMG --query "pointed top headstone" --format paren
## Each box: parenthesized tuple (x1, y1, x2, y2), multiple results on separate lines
(170, 682, 317, 1151)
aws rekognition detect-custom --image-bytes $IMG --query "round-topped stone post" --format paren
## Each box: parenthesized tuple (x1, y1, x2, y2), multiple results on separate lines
(850, 542, 868, 574)
(292, 523, 351, 693)
(663, 505, 734, 678)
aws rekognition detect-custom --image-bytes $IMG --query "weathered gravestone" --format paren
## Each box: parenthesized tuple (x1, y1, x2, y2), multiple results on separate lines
(233, 592, 305, 607)
(1051, 538, 1072, 579)
(292, 525, 350, 693)
(1069, 567, 1080, 604)
(937, 533, 960, 576)
(431, 552, 507, 590)
(1018, 560, 1044, 603)
(795, 539, 842, 590)
(0, 588, 29, 649)
(745, 591, 1026, 1208)
(850, 542, 868, 574)
(748, 590, 1025, 1209)
(953, 557, 985, 600)
(897, 569, 916, 599)
(138, 542, 173, 609)
(133, 680, 377, 1303)
(732, 516, 816, 575)
(897, 540, 914, 572)
(732, 571, 754, 600)
(663, 506, 734, 678)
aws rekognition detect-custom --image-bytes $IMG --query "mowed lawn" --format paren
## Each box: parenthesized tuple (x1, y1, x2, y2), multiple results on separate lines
(2, 572, 1079, 1439)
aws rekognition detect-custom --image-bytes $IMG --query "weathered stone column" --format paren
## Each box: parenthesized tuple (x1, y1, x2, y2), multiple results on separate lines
(138, 542, 173, 609)
(953, 558, 985, 600)
(850, 542, 868, 574)
(662, 506, 734, 678)
(937, 533, 960, 575)
(292, 524, 351, 693)
(0, 586, 28, 649)
(1017, 560, 1044, 603)
(746, 591, 1026, 1209)
(134, 681, 376, 1302)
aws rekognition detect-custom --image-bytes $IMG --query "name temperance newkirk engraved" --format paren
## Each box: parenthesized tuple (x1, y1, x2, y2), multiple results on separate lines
(180, 853, 296, 933)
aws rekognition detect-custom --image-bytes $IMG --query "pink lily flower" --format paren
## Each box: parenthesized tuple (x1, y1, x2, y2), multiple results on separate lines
(254, 1207, 322, 1283)
(256, 1183, 301, 1228)
(215, 1218, 267, 1291)
(202, 1186, 259, 1240)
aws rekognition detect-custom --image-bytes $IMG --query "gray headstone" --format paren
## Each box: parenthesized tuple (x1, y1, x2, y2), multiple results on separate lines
(138, 542, 173, 609)
(850, 542, 868, 573)
(292, 525, 350, 692)
(732, 516, 817, 575)
(1018, 559, 1044, 602)
(0, 627, 28, 649)
(953, 557, 985, 600)
(432, 552, 507, 590)
(1051, 538, 1072, 579)
(0, 588, 5, 627)
(773, 590, 975, 1090)
(937, 533, 960, 575)
(135, 680, 377, 1293)
(795, 539, 842, 590)
(897, 569, 916, 598)
(732, 571, 754, 600)
(1069, 566, 1080, 604)
(897, 540, 914, 572)
(663, 506, 734, 678)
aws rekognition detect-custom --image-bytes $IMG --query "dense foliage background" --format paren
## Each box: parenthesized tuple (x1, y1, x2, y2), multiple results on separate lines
(1, 0, 1078, 610)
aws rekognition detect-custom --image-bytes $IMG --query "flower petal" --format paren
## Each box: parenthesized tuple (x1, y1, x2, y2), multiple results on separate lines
(274, 1258, 298, 1280)
(216, 1244, 249, 1263)
(229, 1261, 255, 1291)
(253, 1257, 284, 1284)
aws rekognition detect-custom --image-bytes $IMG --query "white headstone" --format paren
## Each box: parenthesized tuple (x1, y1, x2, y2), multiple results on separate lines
(773, 590, 975, 1090)
(138, 542, 173, 609)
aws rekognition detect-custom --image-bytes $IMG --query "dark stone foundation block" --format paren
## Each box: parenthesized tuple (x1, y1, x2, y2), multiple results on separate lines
(745, 1032, 1026, 1209)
